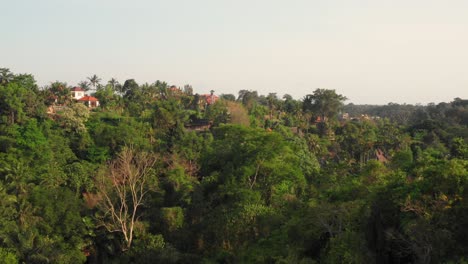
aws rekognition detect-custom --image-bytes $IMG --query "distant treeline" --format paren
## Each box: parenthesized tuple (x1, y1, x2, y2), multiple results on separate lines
(0, 67, 467, 263)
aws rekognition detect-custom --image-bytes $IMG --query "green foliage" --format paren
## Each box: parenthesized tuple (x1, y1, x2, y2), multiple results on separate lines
(0, 83, 27, 124)
(94, 84, 122, 110)
(126, 233, 166, 263)
(15, 119, 47, 150)
(0, 248, 18, 264)
(0, 68, 15, 85)
(322, 231, 370, 264)
(161, 207, 184, 232)
(29, 187, 88, 263)
(0, 69, 466, 263)
(303, 88, 347, 121)
(391, 149, 414, 172)
(59, 103, 90, 133)
(46, 81, 71, 105)
(451, 137, 468, 158)
(88, 113, 152, 155)
(65, 161, 97, 193)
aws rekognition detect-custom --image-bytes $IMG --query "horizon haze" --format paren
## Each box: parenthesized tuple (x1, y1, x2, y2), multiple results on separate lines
(2, 0, 467, 104)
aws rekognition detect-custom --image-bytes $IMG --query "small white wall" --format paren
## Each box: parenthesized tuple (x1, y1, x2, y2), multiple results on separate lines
(72, 91, 85, 100)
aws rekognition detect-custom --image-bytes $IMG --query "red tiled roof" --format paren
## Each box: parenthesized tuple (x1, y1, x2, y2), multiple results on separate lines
(72, 87, 85, 91)
(201, 94, 219, 105)
(78, 95, 99, 102)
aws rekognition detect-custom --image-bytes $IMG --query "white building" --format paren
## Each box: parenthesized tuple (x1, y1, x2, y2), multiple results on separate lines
(71, 87, 85, 100)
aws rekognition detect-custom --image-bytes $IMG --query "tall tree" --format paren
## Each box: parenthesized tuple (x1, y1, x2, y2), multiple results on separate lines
(0, 83, 27, 124)
(183, 84, 193, 95)
(0, 68, 14, 85)
(121, 79, 139, 97)
(96, 146, 159, 251)
(87, 74, 101, 93)
(237, 90, 258, 111)
(266, 93, 279, 120)
(108, 78, 119, 92)
(46, 81, 71, 105)
(303, 88, 347, 122)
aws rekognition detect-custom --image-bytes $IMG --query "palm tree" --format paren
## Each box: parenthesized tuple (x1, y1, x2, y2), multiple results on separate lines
(78, 81, 91, 91)
(266, 93, 278, 120)
(108, 78, 120, 93)
(0, 68, 14, 85)
(108, 78, 118, 87)
(156, 81, 168, 99)
(87, 74, 101, 93)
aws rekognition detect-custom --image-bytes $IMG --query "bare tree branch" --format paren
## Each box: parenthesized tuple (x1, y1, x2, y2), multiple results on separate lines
(96, 146, 158, 251)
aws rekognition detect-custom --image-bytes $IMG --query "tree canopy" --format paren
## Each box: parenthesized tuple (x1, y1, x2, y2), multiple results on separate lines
(303, 88, 347, 121)
(0, 68, 467, 263)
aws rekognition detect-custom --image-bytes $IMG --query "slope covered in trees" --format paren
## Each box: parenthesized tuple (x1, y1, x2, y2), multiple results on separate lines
(0, 68, 467, 263)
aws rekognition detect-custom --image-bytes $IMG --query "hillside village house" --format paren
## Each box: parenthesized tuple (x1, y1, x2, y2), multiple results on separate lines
(71, 87, 99, 108)
(200, 91, 219, 106)
(78, 95, 100, 108)
(71, 87, 85, 100)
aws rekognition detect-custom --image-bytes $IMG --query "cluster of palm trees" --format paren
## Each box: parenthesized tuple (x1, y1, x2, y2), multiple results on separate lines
(76, 74, 122, 94)
(77, 74, 101, 92)
(1, 69, 114, 98)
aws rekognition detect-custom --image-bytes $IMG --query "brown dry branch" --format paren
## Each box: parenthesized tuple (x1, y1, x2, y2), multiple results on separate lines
(96, 146, 158, 251)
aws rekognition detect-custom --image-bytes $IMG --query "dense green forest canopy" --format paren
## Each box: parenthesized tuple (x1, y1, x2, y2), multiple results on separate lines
(0, 68, 467, 263)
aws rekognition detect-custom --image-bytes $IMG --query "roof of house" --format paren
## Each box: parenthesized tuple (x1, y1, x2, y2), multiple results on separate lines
(201, 94, 219, 105)
(78, 95, 99, 102)
(72, 87, 85, 91)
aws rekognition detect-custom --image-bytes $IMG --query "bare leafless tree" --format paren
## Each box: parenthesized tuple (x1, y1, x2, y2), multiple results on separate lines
(96, 146, 158, 251)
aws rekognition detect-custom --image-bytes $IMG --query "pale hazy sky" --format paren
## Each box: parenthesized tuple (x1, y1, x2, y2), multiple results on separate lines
(2, 0, 467, 104)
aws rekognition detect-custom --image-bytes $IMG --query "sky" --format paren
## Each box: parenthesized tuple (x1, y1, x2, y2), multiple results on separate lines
(2, 0, 468, 104)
